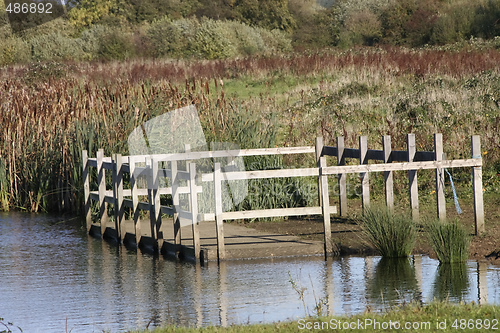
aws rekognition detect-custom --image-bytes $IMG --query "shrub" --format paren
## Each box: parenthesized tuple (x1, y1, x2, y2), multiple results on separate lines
(147, 17, 198, 58)
(96, 27, 136, 60)
(0, 37, 30, 66)
(193, 18, 238, 59)
(358, 206, 417, 257)
(258, 28, 292, 53)
(342, 9, 382, 46)
(427, 219, 470, 263)
(430, 5, 475, 45)
(29, 32, 88, 61)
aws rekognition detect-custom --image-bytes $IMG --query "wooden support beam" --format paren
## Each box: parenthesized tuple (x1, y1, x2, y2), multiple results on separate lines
(319, 156, 333, 258)
(149, 158, 162, 252)
(435, 133, 446, 220)
(113, 154, 125, 242)
(129, 158, 141, 246)
(214, 163, 225, 261)
(337, 136, 347, 216)
(472, 135, 485, 235)
(383, 136, 394, 212)
(189, 162, 201, 261)
(171, 160, 181, 254)
(97, 149, 108, 235)
(407, 134, 419, 221)
(82, 150, 91, 232)
(315, 137, 324, 208)
(359, 136, 370, 211)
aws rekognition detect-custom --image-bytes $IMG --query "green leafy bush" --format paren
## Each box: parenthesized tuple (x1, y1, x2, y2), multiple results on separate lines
(147, 17, 198, 58)
(0, 37, 30, 66)
(29, 32, 88, 61)
(193, 18, 238, 59)
(96, 27, 136, 60)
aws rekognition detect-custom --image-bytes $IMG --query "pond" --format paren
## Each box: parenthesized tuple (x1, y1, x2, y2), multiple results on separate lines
(0, 213, 499, 332)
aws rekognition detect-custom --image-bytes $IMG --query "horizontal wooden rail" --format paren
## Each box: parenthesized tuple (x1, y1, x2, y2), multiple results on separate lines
(323, 146, 436, 162)
(220, 206, 338, 220)
(322, 159, 481, 175)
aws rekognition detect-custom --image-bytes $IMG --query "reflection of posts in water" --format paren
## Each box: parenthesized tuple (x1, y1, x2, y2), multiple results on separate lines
(218, 261, 228, 326)
(324, 258, 335, 316)
(433, 263, 469, 302)
(413, 255, 424, 302)
(478, 261, 488, 304)
(195, 263, 203, 327)
(368, 257, 420, 305)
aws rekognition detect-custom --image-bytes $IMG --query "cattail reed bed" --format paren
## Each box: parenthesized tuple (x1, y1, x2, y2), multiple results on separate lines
(1, 46, 500, 213)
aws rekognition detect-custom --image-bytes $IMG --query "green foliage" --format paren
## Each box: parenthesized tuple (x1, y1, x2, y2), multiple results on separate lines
(193, 19, 238, 59)
(427, 219, 470, 263)
(234, 0, 296, 32)
(471, 0, 500, 39)
(430, 4, 475, 45)
(68, 0, 116, 29)
(29, 32, 89, 61)
(147, 17, 198, 58)
(358, 206, 417, 257)
(96, 27, 136, 60)
(146, 17, 291, 59)
(0, 37, 29, 66)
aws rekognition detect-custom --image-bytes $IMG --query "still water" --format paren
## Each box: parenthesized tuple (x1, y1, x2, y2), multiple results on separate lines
(1, 213, 500, 332)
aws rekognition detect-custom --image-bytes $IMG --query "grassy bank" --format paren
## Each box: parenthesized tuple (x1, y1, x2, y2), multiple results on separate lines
(0, 45, 500, 213)
(130, 302, 500, 333)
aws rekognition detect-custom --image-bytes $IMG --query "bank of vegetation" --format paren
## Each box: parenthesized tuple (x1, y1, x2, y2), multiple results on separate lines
(131, 302, 499, 333)
(1, 0, 500, 64)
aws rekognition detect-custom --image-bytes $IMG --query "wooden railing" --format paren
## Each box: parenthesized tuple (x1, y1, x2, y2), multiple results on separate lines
(81, 134, 484, 263)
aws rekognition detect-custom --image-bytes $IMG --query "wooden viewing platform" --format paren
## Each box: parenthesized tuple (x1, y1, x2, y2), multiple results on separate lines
(82, 134, 484, 264)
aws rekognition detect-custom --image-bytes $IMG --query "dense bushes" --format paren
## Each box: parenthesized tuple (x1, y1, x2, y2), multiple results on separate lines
(0, 17, 291, 65)
(1, 0, 500, 65)
(331, 0, 500, 47)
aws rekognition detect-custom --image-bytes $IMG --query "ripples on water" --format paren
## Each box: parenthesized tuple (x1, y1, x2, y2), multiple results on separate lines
(0, 213, 499, 332)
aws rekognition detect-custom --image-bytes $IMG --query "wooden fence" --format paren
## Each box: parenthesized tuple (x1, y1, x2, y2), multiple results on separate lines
(82, 134, 484, 263)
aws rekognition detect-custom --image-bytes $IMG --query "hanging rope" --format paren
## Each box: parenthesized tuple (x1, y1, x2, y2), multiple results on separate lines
(445, 168, 462, 214)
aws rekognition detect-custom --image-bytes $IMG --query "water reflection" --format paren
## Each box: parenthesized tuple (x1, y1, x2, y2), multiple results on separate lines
(0, 213, 500, 333)
(367, 257, 421, 305)
(433, 263, 470, 302)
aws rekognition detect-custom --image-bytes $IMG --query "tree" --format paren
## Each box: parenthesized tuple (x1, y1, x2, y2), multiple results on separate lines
(68, 0, 116, 29)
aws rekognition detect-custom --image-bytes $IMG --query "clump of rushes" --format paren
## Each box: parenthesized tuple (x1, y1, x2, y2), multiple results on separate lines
(358, 206, 417, 257)
(427, 219, 470, 263)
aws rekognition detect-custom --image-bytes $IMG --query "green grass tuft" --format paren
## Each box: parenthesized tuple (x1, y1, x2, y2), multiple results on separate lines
(427, 219, 470, 263)
(358, 206, 417, 257)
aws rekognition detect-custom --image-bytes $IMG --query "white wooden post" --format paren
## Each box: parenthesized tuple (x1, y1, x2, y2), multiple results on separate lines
(407, 134, 419, 221)
(189, 162, 200, 260)
(82, 150, 91, 232)
(97, 149, 107, 235)
(315, 137, 324, 208)
(148, 158, 162, 252)
(337, 136, 347, 216)
(472, 135, 485, 234)
(113, 153, 125, 241)
(383, 135, 394, 212)
(171, 160, 181, 252)
(359, 136, 370, 211)
(129, 157, 141, 246)
(214, 162, 225, 261)
(319, 156, 332, 257)
(435, 133, 446, 220)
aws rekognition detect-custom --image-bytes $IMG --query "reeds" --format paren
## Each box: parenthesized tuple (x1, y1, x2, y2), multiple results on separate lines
(427, 219, 470, 263)
(1, 46, 499, 213)
(358, 206, 417, 257)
